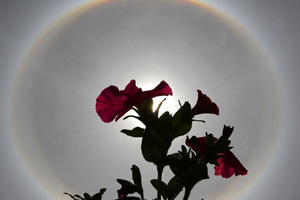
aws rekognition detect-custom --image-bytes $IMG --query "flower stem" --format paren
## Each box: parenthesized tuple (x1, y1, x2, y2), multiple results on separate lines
(183, 188, 191, 200)
(157, 165, 163, 200)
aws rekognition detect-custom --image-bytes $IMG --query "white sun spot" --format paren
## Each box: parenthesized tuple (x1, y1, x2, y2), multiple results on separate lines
(153, 96, 178, 116)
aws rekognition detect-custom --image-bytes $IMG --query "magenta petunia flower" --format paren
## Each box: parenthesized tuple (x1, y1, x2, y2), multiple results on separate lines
(192, 90, 219, 116)
(96, 80, 172, 123)
(186, 136, 247, 178)
(214, 151, 248, 178)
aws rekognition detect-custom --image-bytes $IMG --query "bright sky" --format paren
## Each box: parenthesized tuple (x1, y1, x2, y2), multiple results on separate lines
(1, 1, 300, 200)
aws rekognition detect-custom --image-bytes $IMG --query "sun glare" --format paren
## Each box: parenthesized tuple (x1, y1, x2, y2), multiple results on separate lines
(138, 80, 178, 115)
(153, 96, 178, 116)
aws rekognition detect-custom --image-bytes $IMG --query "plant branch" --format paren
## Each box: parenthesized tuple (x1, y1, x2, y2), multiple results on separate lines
(183, 188, 191, 200)
(156, 165, 163, 200)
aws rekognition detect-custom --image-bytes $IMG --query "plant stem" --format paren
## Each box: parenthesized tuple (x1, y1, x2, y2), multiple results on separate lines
(157, 165, 163, 200)
(183, 188, 191, 200)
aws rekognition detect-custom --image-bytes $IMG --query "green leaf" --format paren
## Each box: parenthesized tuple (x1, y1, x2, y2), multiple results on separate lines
(117, 178, 143, 200)
(117, 179, 135, 187)
(157, 111, 173, 131)
(141, 103, 192, 163)
(151, 178, 183, 200)
(155, 152, 179, 169)
(215, 139, 231, 152)
(166, 154, 189, 176)
(137, 98, 154, 123)
(188, 136, 201, 152)
(121, 127, 144, 137)
(176, 163, 209, 190)
(151, 179, 169, 200)
(64, 193, 77, 200)
(131, 165, 142, 187)
(206, 134, 215, 151)
(165, 147, 209, 191)
(91, 188, 106, 200)
(167, 177, 183, 200)
(141, 125, 171, 163)
(181, 145, 187, 155)
(83, 193, 92, 200)
(169, 102, 193, 140)
(140, 102, 193, 163)
(99, 188, 106, 196)
(74, 195, 85, 200)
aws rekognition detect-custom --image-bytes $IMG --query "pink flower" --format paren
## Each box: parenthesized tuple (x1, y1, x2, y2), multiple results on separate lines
(214, 151, 248, 178)
(192, 90, 219, 116)
(96, 80, 172, 122)
(186, 136, 247, 178)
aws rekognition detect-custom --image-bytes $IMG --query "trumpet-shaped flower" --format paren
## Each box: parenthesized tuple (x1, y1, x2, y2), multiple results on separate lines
(186, 134, 247, 178)
(192, 90, 219, 116)
(214, 151, 248, 178)
(96, 80, 172, 122)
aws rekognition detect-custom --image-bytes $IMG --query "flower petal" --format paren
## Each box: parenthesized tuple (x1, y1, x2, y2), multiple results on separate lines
(96, 86, 129, 123)
(214, 151, 248, 178)
(122, 80, 140, 95)
(96, 80, 173, 123)
(142, 80, 173, 99)
(192, 90, 219, 115)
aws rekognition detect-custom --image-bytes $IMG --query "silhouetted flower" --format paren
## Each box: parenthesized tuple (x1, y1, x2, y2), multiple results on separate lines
(185, 136, 207, 158)
(117, 180, 139, 200)
(214, 151, 248, 178)
(186, 135, 247, 178)
(192, 90, 219, 116)
(96, 80, 172, 122)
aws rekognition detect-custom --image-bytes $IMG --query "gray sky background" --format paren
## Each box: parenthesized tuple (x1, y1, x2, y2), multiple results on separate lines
(1, 0, 300, 200)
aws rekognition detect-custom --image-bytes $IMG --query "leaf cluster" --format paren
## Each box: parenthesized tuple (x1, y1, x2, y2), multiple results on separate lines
(122, 102, 194, 164)
(64, 188, 106, 200)
(116, 165, 144, 200)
